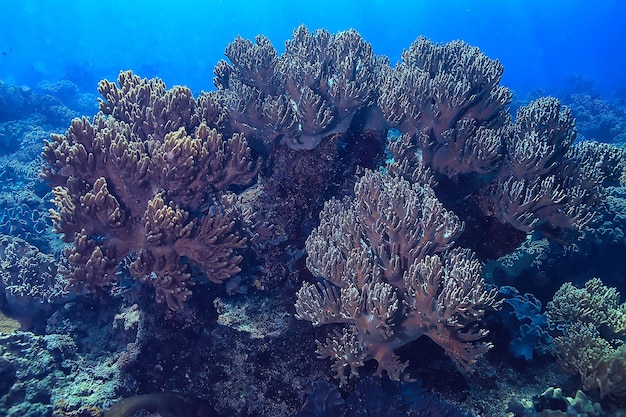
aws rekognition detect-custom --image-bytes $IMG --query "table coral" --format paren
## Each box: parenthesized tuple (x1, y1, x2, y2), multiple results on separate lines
(42, 71, 258, 310)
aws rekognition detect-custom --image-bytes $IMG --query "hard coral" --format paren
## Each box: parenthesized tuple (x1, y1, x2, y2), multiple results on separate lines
(0, 233, 66, 318)
(547, 278, 626, 339)
(42, 71, 258, 310)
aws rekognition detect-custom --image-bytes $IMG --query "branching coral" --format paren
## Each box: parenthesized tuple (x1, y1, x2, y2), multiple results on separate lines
(210, 25, 390, 292)
(550, 322, 626, 404)
(378, 37, 512, 178)
(377, 39, 610, 240)
(489, 97, 606, 234)
(547, 278, 626, 403)
(215, 24, 380, 150)
(295, 170, 498, 384)
(42, 71, 258, 310)
(563, 93, 626, 143)
(547, 278, 626, 339)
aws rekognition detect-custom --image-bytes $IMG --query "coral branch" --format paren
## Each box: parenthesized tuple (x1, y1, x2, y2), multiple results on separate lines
(42, 71, 258, 309)
(378, 37, 511, 178)
(296, 170, 497, 383)
(216, 24, 379, 150)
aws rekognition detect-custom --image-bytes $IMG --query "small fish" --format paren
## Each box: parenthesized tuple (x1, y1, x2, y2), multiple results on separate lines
(1, 52, 6, 56)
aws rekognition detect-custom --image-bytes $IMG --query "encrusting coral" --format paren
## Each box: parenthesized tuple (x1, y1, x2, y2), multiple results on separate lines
(41, 71, 258, 310)
(295, 170, 498, 385)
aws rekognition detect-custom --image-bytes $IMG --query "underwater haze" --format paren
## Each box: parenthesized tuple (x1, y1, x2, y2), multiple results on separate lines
(1, 0, 625, 96)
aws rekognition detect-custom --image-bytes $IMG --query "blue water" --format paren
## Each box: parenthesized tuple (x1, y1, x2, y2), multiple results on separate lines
(1, 0, 624, 97)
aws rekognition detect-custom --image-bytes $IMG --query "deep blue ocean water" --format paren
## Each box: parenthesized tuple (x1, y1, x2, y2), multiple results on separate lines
(1, 0, 625, 97)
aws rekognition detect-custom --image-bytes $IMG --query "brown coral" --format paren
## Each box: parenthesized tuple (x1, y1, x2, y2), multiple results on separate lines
(491, 97, 605, 234)
(215, 24, 380, 150)
(379, 41, 608, 241)
(42, 71, 258, 310)
(295, 170, 497, 384)
(378, 37, 511, 179)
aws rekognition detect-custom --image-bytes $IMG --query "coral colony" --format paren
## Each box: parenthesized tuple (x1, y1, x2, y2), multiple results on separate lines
(1, 25, 626, 416)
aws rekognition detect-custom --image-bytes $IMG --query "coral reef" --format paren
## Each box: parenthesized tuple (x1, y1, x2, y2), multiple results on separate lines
(562, 93, 626, 144)
(0, 303, 125, 417)
(42, 71, 258, 310)
(108, 293, 326, 417)
(295, 170, 498, 384)
(297, 377, 470, 417)
(0, 25, 622, 417)
(0, 81, 35, 125)
(0, 190, 52, 252)
(0, 80, 93, 253)
(0, 79, 97, 155)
